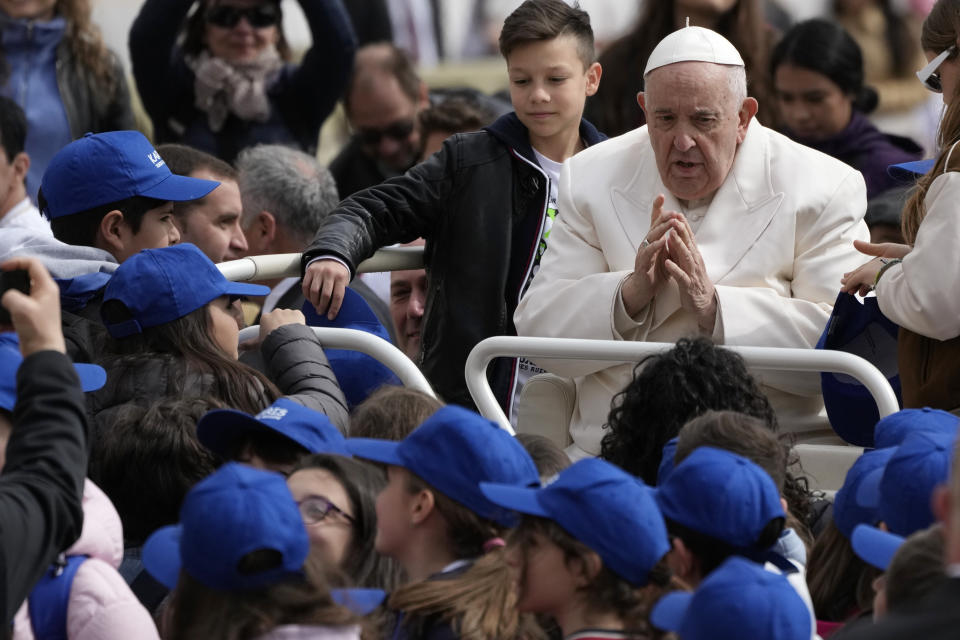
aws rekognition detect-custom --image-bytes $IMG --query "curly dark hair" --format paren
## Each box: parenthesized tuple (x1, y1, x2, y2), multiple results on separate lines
(600, 337, 777, 484)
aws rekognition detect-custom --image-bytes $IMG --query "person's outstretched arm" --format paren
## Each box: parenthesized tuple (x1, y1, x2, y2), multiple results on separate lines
(0, 257, 88, 624)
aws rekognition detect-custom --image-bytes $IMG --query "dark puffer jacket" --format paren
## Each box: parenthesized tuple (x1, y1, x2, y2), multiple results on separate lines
(89, 324, 349, 438)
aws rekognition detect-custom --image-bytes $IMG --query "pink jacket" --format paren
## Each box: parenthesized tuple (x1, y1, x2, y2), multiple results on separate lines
(13, 480, 160, 640)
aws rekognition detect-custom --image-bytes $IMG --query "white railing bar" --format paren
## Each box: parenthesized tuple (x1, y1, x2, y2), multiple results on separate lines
(219, 247, 425, 282)
(466, 337, 900, 433)
(240, 326, 436, 398)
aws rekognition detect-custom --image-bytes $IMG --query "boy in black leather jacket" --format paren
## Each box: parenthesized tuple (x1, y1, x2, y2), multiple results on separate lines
(301, 0, 605, 418)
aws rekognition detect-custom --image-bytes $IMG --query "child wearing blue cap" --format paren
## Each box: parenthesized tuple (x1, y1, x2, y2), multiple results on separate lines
(143, 462, 374, 639)
(806, 448, 891, 628)
(480, 458, 673, 639)
(198, 397, 350, 476)
(346, 405, 541, 640)
(651, 557, 812, 640)
(91, 243, 349, 435)
(654, 447, 818, 639)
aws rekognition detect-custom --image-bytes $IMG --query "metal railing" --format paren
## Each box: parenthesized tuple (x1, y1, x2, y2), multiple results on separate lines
(219, 246, 425, 282)
(240, 326, 436, 398)
(466, 336, 900, 433)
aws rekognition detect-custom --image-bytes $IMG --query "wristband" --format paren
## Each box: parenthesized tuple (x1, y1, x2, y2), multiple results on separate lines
(874, 258, 902, 287)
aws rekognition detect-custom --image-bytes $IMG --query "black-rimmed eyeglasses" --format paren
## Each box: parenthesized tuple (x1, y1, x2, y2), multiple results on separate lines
(297, 495, 354, 526)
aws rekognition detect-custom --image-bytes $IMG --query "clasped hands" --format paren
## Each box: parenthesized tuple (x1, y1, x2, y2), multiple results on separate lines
(621, 194, 716, 333)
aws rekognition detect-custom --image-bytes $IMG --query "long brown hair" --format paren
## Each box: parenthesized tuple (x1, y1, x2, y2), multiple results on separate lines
(902, 0, 960, 243)
(388, 473, 540, 640)
(587, 0, 778, 136)
(805, 521, 879, 621)
(99, 302, 280, 415)
(163, 553, 358, 639)
(181, 0, 292, 61)
(509, 517, 678, 639)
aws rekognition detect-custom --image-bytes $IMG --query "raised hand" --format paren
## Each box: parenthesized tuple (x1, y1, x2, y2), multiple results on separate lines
(662, 215, 717, 333)
(621, 194, 684, 316)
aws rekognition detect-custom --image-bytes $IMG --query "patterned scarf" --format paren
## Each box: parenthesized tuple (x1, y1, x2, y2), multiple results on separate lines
(188, 48, 283, 132)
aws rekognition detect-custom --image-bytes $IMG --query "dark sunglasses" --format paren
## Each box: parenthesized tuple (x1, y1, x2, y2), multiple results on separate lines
(205, 3, 280, 29)
(297, 495, 355, 526)
(917, 45, 956, 93)
(356, 120, 416, 147)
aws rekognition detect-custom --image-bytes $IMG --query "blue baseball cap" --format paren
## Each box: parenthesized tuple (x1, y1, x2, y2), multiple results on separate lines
(651, 556, 811, 640)
(142, 462, 309, 591)
(856, 429, 956, 536)
(851, 524, 905, 570)
(832, 448, 896, 540)
(874, 408, 959, 450)
(301, 288, 401, 409)
(197, 397, 349, 458)
(816, 292, 901, 447)
(480, 458, 670, 586)
(40, 131, 219, 219)
(102, 244, 269, 338)
(347, 405, 539, 527)
(655, 447, 785, 549)
(888, 158, 934, 182)
(656, 437, 679, 485)
(0, 333, 106, 411)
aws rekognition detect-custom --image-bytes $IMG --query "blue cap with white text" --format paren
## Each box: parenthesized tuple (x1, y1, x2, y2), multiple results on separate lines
(41, 131, 219, 219)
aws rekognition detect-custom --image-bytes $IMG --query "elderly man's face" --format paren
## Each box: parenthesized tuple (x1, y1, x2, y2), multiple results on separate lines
(640, 62, 756, 201)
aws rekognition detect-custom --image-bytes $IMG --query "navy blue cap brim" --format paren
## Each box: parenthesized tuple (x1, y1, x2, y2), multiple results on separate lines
(650, 590, 693, 632)
(855, 467, 883, 509)
(74, 363, 106, 393)
(888, 159, 935, 181)
(139, 172, 220, 203)
(345, 438, 404, 466)
(222, 280, 271, 298)
(851, 524, 905, 570)
(332, 588, 387, 615)
(197, 409, 265, 456)
(142, 525, 183, 590)
(478, 482, 549, 518)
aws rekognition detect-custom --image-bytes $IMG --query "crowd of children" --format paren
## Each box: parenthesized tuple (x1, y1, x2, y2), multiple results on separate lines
(0, 0, 959, 638)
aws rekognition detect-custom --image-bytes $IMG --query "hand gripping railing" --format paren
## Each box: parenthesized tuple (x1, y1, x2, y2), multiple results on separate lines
(239, 326, 436, 398)
(465, 336, 900, 433)
(218, 246, 425, 282)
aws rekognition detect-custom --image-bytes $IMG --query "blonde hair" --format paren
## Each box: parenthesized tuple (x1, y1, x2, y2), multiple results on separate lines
(388, 473, 539, 639)
(57, 0, 119, 94)
(902, 0, 960, 243)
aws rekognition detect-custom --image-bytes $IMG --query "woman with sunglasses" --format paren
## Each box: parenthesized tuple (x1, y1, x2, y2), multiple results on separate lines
(130, 0, 356, 163)
(841, 0, 960, 413)
(0, 0, 135, 204)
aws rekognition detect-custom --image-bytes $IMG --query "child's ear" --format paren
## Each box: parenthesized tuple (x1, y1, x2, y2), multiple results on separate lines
(933, 484, 951, 525)
(409, 487, 436, 525)
(11, 151, 29, 183)
(97, 209, 128, 256)
(574, 550, 603, 587)
(585, 61, 602, 97)
(666, 536, 696, 583)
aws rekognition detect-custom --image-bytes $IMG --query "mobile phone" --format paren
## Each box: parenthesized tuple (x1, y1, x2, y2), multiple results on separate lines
(0, 270, 30, 326)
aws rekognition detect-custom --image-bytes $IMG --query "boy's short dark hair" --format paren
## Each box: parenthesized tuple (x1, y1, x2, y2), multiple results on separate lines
(0, 96, 26, 161)
(499, 0, 595, 68)
(89, 397, 222, 545)
(41, 187, 166, 249)
(223, 428, 310, 470)
(676, 411, 786, 491)
(418, 97, 498, 141)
